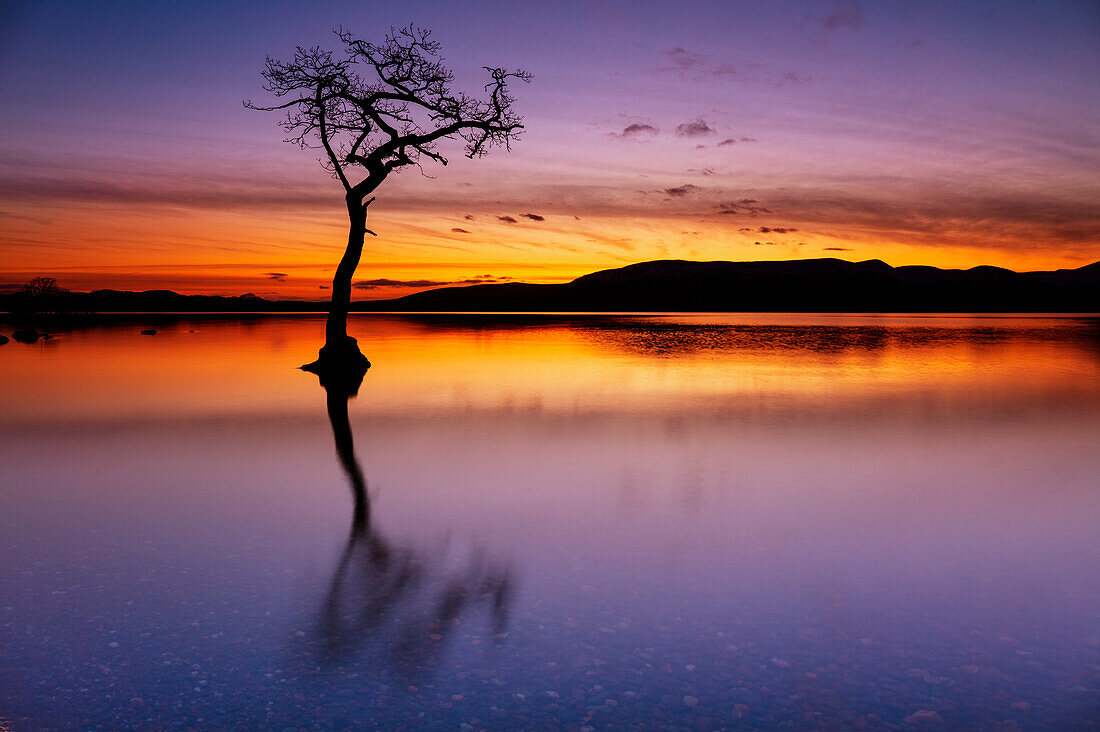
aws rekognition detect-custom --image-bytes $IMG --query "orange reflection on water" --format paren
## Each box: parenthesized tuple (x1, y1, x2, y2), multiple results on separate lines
(2, 314, 1097, 429)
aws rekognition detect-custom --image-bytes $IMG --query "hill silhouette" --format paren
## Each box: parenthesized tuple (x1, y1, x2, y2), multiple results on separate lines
(2, 258, 1096, 314)
(364, 258, 1099, 312)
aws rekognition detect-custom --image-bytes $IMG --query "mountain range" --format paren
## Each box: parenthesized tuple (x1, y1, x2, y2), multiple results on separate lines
(4, 258, 1097, 313)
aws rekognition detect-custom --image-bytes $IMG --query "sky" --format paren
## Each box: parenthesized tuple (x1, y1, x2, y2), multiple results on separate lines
(0, 0, 1097, 299)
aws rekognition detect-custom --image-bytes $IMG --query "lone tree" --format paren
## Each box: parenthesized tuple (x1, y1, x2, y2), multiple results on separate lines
(247, 26, 529, 378)
(21, 277, 64, 297)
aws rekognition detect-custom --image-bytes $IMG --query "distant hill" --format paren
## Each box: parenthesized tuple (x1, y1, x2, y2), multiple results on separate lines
(2, 258, 1097, 314)
(361, 258, 1099, 313)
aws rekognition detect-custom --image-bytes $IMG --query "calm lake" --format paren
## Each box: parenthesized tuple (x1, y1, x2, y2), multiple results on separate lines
(2, 314, 1098, 729)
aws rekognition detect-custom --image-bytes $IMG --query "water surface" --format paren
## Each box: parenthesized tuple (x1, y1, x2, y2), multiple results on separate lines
(2, 314, 1098, 729)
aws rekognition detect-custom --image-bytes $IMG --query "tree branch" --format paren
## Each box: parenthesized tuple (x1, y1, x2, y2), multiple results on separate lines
(247, 25, 530, 202)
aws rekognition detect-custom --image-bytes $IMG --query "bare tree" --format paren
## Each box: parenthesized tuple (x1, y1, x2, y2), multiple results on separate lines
(20, 277, 64, 296)
(247, 26, 530, 378)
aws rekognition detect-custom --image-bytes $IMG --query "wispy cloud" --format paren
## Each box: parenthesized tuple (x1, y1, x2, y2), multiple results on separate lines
(498, 215, 517, 223)
(451, 227, 471, 233)
(664, 184, 701, 197)
(715, 199, 774, 215)
(823, 0, 863, 31)
(717, 136, 759, 147)
(352, 275, 514, 291)
(658, 48, 810, 88)
(264, 272, 288, 281)
(662, 47, 706, 71)
(352, 278, 450, 290)
(521, 213, 545, 221)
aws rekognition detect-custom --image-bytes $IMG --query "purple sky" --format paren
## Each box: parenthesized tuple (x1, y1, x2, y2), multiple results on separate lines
(1, 0, 1097, 297)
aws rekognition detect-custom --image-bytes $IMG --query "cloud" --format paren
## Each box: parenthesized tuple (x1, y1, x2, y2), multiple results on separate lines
(353, 279, 450, 290)
(451, 227, 471, 233)
(498, 215, 517, 223)
(772, 71, 812, 87)
(759, 227, 797, 234)
(264, 272, 288, 281)
(521, 213, 545, 221)
(717, 139, 738, 147)
(663, 184, 700, 197)
(675, 118, 714, 137)
(663, 47, 705, 71)
(757, 187, 1100, 250)
(739, 137, 758, 143)
(352, 275, 515, 291)
(0, 176, 333, 211)
(658, 47, 811, 90)
(616, 123, 659, 138)
(318, 284, 330, 289)
(464, 214, 475, 221)
(823, 247, 852, 251)
(716, 200, 773, 215)
(823, 0, 862, 31)
(454, 274, 514, 284)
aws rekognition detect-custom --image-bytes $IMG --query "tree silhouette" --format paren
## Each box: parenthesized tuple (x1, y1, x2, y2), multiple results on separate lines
(247, 26, 530, 377)
(20, 277, 64, 296)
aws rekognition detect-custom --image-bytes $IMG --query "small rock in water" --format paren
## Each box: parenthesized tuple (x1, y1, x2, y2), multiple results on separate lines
(683, 695, 699, 707)
(140, 329, 157, 335)
(11, 328, 40, 343)
(905, 710, 943, 724)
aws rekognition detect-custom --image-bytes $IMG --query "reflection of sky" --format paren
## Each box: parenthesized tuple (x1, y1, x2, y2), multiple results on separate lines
(1, 315, 1098, 726)
(0, 1, 1097, 297)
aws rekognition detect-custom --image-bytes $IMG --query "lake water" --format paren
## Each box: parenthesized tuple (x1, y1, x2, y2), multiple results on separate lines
(2, 314, 1098, 729)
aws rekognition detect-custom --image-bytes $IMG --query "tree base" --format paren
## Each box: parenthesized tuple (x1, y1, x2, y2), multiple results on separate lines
(301, 336, 371, 396)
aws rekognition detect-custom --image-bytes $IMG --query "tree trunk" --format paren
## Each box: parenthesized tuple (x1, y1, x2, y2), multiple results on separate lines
(326, 199, 366, 345)
(302, 197, 371, 381)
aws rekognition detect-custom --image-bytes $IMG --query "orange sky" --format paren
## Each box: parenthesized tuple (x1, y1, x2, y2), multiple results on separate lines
(1, 1, 1097, 300)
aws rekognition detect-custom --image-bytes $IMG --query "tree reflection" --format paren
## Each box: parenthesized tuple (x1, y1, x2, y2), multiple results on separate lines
(310, 366, 513, 676)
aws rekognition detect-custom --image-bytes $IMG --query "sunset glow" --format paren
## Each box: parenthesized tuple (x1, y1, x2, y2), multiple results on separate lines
(2, 1, 1097, 299)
